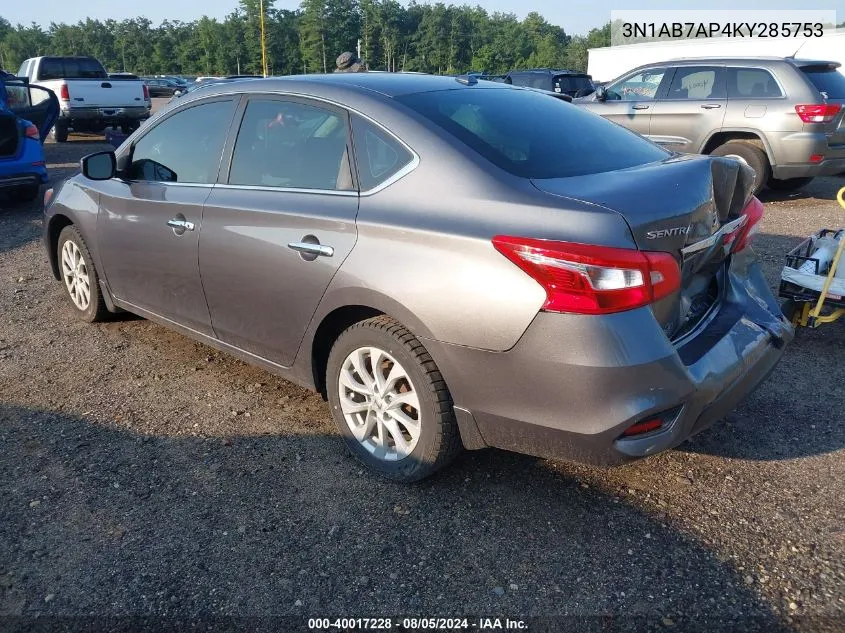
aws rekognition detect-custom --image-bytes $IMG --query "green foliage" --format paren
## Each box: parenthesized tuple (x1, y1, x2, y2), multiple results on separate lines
(0, 4, 611, 76)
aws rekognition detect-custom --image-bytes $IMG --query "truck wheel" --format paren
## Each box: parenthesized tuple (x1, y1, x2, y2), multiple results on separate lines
(768, 177, 813, 192)
(52, 121, 69, 143)
(710, 142, 770, 195)
(326, 315, 462, 482)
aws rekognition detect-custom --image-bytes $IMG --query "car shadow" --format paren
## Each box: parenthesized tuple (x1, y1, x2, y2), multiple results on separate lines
(757, 176, 843, 203)
(0, 402, 796, 631)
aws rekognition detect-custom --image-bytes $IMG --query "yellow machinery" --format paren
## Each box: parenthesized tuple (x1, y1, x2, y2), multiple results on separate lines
(780, 186, 845, 329)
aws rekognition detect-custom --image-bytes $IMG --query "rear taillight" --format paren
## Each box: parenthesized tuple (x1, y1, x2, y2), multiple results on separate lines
(59, 84, 70, 101)
(730, 197, 765, 252)
(143, 84, 150, 100)
(24, 124, 39, 140)
(492, 237, 681, 315)
(794, 103, 841, 123)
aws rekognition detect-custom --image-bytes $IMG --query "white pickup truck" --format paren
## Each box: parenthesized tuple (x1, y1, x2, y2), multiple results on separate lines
(17, 56, 151, 142)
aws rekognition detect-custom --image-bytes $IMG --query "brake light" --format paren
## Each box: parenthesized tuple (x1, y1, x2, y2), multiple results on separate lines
(59, 84, 70, 101)
(794, 103, 841, 123)
(732, 197, 765, 252)
(142, 84, 150, 100)
(24, 124, 39, 140)
(492, 237, 681, 315)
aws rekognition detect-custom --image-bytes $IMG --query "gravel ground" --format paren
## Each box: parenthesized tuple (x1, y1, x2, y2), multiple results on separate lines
(0, 106, 843, 632)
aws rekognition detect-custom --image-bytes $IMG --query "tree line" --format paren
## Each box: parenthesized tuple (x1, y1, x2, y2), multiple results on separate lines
(0, 0, 611, 77)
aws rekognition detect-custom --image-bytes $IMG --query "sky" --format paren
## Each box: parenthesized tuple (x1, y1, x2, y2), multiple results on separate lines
(1, 0, 843, 36)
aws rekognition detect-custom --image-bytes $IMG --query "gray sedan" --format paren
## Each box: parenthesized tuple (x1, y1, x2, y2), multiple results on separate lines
(42, 74, 793, 481)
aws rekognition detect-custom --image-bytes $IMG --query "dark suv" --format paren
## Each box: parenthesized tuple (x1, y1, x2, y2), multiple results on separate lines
(504, 69, 595, 97)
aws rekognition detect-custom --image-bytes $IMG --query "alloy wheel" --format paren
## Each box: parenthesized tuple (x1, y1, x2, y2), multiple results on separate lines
(61, 240, 91, 310)
(337, 346, 422, 461)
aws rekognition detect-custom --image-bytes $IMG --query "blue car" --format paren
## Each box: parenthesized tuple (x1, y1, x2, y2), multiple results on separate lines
(0, 72, 58, 203)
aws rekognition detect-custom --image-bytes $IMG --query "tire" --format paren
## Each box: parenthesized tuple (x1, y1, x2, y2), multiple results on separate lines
(57, 226, 109, 322)
(768, 177, 813, 192)
(710, 141, 770, 195)
(10, 184, 39, 203)
(120, 123, 138, 134)
(326, 315, 462, 482)
(52, 121, 69, 143)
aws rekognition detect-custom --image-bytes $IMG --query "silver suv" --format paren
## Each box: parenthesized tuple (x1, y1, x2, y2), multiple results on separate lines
(577, 57, 845, 192)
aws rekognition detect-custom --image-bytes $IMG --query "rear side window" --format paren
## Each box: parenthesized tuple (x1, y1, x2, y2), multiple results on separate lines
(801, 67, 845, 99)
(666, 66, 725, 100)
(229, 98, 353, 191)
(553, 75, 593, 94)
(397, 88, 669, 179)
(727, 68, 783, 98)
(38, 57, 107, 81)
(128, 100, 235, 183)
(351, 116, 414, 191)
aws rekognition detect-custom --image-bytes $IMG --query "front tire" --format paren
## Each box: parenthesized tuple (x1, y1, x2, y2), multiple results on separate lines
(57, 226, 108, 322)
(710, 141, 770, 195)
(326, 316, 462, 482)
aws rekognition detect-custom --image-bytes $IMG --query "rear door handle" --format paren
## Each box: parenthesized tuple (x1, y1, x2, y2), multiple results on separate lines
(631, 104, 650, 110)
(288, 242, 334, 258)
(701, 104, 722, 109)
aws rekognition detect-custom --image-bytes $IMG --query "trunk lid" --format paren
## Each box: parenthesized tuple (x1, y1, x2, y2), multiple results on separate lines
(531, 154, 756, 339)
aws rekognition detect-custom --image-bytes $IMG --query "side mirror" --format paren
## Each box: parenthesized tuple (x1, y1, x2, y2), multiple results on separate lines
(595, 85, 608, 102)
(81, 151, 116, 180)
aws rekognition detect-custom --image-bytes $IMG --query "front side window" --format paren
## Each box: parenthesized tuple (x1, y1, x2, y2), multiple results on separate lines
(229, 98, 352, 191)
(606, 68, 667, 101)
(727, 68, 783, 98)
(351, 116, 414, 191)
(397, 88, 669, 179)
(128, 99, 235, 183)
(665, 66, 725, 100)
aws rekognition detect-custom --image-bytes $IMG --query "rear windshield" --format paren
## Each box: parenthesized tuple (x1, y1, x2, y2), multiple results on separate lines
(554, 75, 593, 93)
(38, 57, 107, 81)
(396, 87, 669, 179)
(801, 67, 845, 99)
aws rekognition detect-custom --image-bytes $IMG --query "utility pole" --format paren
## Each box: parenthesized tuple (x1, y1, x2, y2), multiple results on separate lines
(259, 0, 269, 77)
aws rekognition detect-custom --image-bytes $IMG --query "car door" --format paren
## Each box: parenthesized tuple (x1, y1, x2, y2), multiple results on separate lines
(96, 96, 239, 335)
(199, 95, 359, 367)
(2, 79, 59, 141)
(581, 66, 670, 137)
(648, 65, 728, 153)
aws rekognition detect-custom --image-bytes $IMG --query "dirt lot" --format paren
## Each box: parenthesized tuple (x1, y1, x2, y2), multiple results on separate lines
(0, 105, 843, 631)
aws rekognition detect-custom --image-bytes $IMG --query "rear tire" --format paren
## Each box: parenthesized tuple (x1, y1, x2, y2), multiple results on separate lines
(57, 226, 109, 322)
(52, 121, 69, 143)
(326, 315, 462, 482)
(768, 176, 813, 192)
(710, 141, 770, 195)
(120, 123, 138, 134)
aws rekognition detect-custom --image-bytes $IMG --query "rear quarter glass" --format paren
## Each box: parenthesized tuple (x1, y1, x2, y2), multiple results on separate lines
(801, 67, 845, 99)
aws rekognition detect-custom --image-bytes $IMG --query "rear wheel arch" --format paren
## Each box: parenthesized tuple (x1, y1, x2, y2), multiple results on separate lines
(701, 131, 772, 161)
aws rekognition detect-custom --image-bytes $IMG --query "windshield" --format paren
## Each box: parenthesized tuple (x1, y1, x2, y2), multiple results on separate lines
(39, 57, 107, 81)
(396, 87, 669, 179)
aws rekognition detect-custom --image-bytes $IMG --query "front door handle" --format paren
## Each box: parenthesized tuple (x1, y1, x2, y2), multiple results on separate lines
(167, 216, 195, 235)
(700, 103, 722, 109)
(288, 241, 334, 258)
(631, 104, 650, 110)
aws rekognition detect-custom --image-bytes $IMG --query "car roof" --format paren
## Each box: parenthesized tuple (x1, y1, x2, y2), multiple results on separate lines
(663, 56, 839, 67)
(230, 73, 515, 97)
(508, 68, 588, 76)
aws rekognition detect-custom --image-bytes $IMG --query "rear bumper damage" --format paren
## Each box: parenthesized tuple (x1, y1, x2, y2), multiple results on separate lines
(425, 250, 792, 466)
